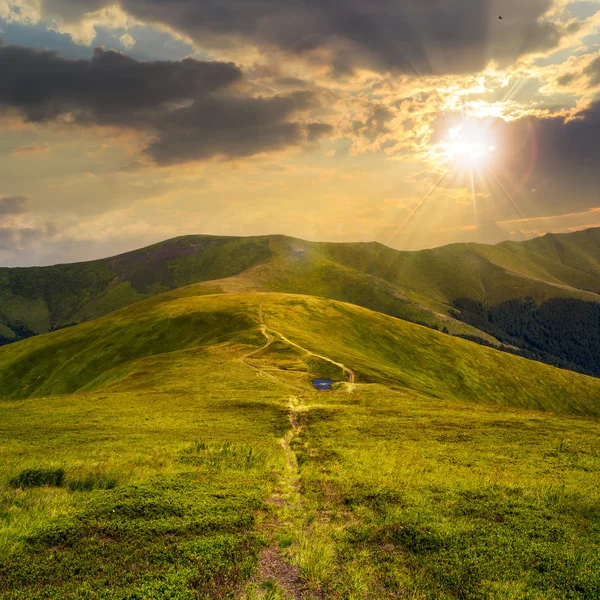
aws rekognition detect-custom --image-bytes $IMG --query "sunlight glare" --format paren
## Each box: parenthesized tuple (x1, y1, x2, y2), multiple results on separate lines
(443, 124, 496, 168)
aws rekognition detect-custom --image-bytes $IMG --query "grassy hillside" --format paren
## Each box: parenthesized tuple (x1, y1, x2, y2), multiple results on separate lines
(3, 229, 600, 339)
(0, 342, 289, 599)
(319, 232, 600, 308)
(0, 235, 277, 337)
(1, 290, 599, 598)
(2, 291, 599, 416)
(3, 228, 600, 378)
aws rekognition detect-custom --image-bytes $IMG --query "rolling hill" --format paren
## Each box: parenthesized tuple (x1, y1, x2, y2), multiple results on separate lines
(2, 227, 600, 377)
(1, 290, 599, 416)
(1, 288, 599, 598)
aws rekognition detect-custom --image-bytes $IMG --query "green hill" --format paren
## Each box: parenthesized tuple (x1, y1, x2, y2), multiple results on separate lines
(1, 289, 599, 598)
(2, 291, 599, 416)
(0, 235, 277, 337)
(3, 228, 600, 376)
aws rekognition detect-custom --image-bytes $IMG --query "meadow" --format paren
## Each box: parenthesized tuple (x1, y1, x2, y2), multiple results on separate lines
(0, 291, 599, 598)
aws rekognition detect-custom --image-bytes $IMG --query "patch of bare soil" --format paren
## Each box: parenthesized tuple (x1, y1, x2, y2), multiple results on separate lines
(255, 547, 305, 599)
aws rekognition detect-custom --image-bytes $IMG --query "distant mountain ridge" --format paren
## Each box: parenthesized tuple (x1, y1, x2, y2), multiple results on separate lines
(2, 227, 600, 376)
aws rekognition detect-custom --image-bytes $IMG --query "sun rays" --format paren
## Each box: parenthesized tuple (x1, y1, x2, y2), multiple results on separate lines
(384, 109, 546, 248)
(442, 124, 497, 168)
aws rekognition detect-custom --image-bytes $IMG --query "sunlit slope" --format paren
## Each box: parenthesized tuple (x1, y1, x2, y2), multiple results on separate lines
(260, 294, 600, 416)
(0, 337, 290, 599)
(197, 247, 490, 338)
(2, 325, 599, 598)
(318, 229, 600, 309)
(183, 229, 600, 317)
(3, 228, 600, 343)
(2, 290, 600, 597)
(0, 293, 265, 399)
(1, 291, 599, 417)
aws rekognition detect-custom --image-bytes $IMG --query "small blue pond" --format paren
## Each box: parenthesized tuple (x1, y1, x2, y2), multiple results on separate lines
(312, 378, 335, 391)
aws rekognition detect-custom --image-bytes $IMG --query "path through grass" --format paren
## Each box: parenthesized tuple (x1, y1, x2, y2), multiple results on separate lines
(1, 292, 599, 598)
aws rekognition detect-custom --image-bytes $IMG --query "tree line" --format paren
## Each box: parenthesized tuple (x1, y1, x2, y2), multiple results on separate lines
(449, 296, 600, 377)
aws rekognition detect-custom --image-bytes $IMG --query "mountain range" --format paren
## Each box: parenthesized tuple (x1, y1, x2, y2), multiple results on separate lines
(3, 227, 600, 376)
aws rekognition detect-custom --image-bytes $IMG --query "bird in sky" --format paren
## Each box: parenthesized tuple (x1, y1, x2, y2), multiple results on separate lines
(499, 15, 503, 19)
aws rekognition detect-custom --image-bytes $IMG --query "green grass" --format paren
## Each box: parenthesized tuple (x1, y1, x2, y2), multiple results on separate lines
(260, 294, 600, 417)
(2, 292, 600, 416)
(1, 289, 599, 598)
(0, 342, 289, 598)
(0, 294, 264, 398)
(289, 386, 600, 598)
(0, 235, 276, 335)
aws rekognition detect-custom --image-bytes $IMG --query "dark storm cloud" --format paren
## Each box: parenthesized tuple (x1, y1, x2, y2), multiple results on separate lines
(433, 101, 600, 216)
(33, 0, 567, 75)
(144, 92, 332, 164)
(501, 102, 600, 177)
(0, 42, 242, 124)
(0, 41, 330, 163)
(0, 196, 31, 215)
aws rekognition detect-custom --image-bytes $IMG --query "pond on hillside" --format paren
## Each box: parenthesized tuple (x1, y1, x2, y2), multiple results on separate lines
(312, 379, 335, 391)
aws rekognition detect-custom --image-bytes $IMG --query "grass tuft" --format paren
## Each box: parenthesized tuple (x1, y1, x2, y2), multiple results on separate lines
(67, 474, 118, 492)
(180, 441, 268, 471)
(10, 469, 65, 489)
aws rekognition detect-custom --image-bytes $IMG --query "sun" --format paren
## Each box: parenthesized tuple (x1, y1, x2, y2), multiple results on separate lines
(441, 124, 496, 168)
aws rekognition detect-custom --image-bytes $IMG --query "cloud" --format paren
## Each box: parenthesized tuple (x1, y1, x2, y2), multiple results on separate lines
(0, 195, 56, 257)
(119, 33, 136, 49)
(0, 195, 30, 214)
(4, 0, 571, 75)
(9, 142, 52, 155)
(143, 91, 331, 164)
(350, 104, 395, 148)
(0, 41, 331, 164)
(0, 223, 57, 251)
(584, 54, 600, 86)
(500, 101, 600, 182)
(428, 99, 600, 218)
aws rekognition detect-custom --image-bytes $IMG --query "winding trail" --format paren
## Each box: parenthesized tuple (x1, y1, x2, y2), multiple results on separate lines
(244, 296, 344, 598)
(240, 301, 276, 377)
(240, 299, 307, 393)
(269, 328, 355, 385)
(240, 296, 355, 389)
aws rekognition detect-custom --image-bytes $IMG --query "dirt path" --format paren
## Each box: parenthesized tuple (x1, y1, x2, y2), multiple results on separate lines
(261, 294, 355, 386)
(241, 296, 354, 392)
(242, 297, 348, 597)
(248, 395, 307, 599)
(239, 299, 281, 385)
(269, 328, 355, 385)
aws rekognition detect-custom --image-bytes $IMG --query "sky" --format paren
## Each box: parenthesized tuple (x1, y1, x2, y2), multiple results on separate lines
(0, 0, 599, 266)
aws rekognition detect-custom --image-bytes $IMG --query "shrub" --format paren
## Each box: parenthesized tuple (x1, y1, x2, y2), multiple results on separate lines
(10, 468, 65, 489)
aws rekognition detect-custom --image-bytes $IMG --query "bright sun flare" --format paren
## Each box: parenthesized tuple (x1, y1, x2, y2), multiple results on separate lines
(442, 124, 496, 168)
